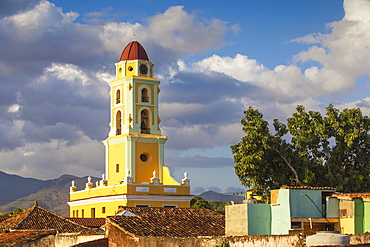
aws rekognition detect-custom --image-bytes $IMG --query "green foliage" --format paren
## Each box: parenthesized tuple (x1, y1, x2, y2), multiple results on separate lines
(0, 207, 24, 216)
(190, 196, 231, 214)
(231, 104, 370, 197)
(216, 243, 230, 247)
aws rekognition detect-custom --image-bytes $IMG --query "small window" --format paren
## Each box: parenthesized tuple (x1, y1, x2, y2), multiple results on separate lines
(128, 66, 133, 71)
(136, 204, 149, 207)
(72, 210, 75, 217)
(116, 89, 121, 104)
(116, 111, 122, 135)
(102, 207, 106, 214)
(91, 208, 96, 218)
(76, 210, 79, 218)
(140, 109, 150, 134)
(116, 164, 119, 173)
(340, 209, 348, 218)
(81, 209, 84, 218)
(291, 222, 302, 229)
(140, 154, 148, 162)
(141, 88, 149, 102)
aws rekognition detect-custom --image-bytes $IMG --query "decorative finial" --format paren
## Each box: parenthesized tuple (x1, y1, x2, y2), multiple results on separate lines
(127, 170, 131, 177)
(153, 170, 157, 178)
(184, 172, 188, 179)
(34, 200, 38, 207)
(71, 180, 75, 187)
(88, 176, 91, 183)
(102, 174, 105, 180)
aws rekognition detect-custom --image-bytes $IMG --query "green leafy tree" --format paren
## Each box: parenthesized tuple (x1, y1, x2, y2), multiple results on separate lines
(231, 105, 370, 197)
(190, 196, 231, 214)
(0, 208, 24, 216)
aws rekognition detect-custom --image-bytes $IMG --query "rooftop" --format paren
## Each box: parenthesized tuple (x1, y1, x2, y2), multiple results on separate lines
(117, 206, 222, 217)
(0, 203, 96, 234)
(109, 215, 224, 237)
(119, 41, 149, 61)
(0, 230, 55, 247)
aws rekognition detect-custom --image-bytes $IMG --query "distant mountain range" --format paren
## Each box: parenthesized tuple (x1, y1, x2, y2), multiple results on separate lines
(0, 171, 242, 217)
(198, 190, 244, 204)
(0, 171, 99, 217)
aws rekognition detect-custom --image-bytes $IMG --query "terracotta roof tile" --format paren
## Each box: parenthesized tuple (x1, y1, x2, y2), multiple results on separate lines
(280, 186, 336, 191)
(117, 206, 222, 217)
(67, 218, 105, 228)
(0, 206, 96, 234)
(108, 215, 225, 237)
(333, 193, 370, 200)
(0, 230, 55, 246)
(0, 217, 10, 223)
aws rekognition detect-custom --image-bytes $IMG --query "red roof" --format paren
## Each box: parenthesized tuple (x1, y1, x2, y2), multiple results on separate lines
(0, 230, 56, 246)
(0, 205, 96, 234)
(119, 41, 149, 61)
(109, 207, 225, 237)
(108, 215, 225, 237)
(67, 218, 105, 228)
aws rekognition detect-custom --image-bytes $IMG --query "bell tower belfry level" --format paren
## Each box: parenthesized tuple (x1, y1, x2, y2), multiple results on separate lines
(68, 41, 191, 218)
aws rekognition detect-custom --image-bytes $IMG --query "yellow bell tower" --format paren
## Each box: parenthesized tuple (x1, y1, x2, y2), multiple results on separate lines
(68, 41, 192, 218)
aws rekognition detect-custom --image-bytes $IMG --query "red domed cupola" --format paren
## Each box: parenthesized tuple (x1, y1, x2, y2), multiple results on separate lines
(119, 41, 149, 61)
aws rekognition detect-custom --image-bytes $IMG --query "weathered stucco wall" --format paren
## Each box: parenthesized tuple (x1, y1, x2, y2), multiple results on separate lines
(225, 204, 249, 236)
(54, 233, 105, 247)
(364, 202, 370, 233)
(248, 204, 271, 235)
(290, 189, 322, 218)
(19, 235, 55, 247)
(108, 220, 304, 247)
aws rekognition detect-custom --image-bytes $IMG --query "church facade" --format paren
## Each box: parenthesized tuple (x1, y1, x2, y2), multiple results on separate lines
(68, 41, 192, 218)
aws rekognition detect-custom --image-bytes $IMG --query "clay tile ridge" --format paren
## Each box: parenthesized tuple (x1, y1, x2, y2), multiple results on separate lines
(280, 186, 336, 190)
(0, 205, 96, 234)
(119, 41, 149, 62)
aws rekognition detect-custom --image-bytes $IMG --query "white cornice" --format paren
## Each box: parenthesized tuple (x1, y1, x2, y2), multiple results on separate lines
(68, 194, 193, 206)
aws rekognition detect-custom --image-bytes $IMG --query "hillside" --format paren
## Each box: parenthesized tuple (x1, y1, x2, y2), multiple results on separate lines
(0, 172, 100, 217)
(198, 190, 244, 204)
(0, 171, 55, 206)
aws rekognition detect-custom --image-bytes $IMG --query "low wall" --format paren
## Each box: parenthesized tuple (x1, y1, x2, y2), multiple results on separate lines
(107, 222, 304, 247)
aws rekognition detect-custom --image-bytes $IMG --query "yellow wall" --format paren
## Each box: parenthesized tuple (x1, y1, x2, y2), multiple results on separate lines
(69, 183, 191, 217)
(107, 140, 126, 185)
(340, 200, 355, 234)
(126, 62, 136, 77)
(135, 142, 159, 183)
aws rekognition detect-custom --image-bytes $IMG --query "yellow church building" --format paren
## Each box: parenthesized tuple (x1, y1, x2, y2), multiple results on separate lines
(68, 41, 192, 218)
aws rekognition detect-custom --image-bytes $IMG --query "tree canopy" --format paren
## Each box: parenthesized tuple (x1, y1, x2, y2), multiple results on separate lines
(231, 104, 370, 197)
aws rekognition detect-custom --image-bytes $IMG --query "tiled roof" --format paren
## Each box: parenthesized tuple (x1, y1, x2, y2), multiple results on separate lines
(67, 218, 105, 228)
(108, 214, 225, 237)
(119, 41, 149, 61)
(333, 193, 370, 200)
(117, 206, 222, 217)
(0, 230, 55, 247)
(280, 186, 336, 191)
(0, 217, 10, 223)
(0, 205, 96, 234)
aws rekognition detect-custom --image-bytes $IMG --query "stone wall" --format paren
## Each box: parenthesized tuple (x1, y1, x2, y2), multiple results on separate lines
(106, 222, 304, 247)
(19, 235, 55, 247)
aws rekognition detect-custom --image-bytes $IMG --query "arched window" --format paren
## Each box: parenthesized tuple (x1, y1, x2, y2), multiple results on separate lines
(141, 88, 149, 103)
(116, 89, 121, 104)
(140, 109, 150, 134)
(116, 111, 122, 135)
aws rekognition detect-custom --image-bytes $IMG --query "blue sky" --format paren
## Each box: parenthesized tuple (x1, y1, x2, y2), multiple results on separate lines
(1, 0, 369, 195)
